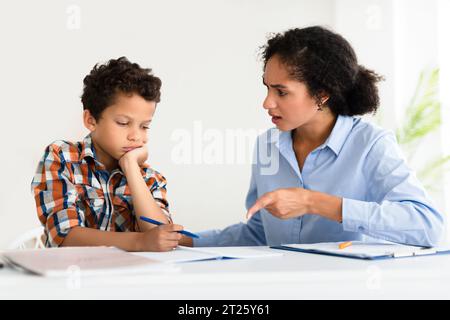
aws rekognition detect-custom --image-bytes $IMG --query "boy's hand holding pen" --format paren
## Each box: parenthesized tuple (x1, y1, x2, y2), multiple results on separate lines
(136, 216, 199, 252)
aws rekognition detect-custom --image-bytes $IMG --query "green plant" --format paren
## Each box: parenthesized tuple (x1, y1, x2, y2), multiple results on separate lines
(395, 68, 449, 191)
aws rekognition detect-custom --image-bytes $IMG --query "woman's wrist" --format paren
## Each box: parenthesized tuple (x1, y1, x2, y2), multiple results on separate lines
(308, 190, 343, 223)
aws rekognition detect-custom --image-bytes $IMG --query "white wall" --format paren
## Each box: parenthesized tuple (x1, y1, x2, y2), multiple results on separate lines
(335, 0, 396, 129)
(335, 0, 446, 221)
(391, 0, 445, 215)
(438, 0, 450, 242)
(0, 0, 335, 248)
(1, 0, 445, 249)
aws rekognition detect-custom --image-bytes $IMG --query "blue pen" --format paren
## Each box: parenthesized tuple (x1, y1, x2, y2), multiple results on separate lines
(139, 216, 200, 239)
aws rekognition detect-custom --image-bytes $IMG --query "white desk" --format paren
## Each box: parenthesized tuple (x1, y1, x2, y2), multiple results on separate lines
(1, 246, 450, 299)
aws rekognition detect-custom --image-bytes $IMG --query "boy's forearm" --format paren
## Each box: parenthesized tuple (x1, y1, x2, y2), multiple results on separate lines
(62, 226, 143, 251)
(121, 160, 170, 231)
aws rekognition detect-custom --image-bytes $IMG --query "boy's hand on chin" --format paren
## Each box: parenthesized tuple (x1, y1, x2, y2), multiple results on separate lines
(119, 146, 148, 171)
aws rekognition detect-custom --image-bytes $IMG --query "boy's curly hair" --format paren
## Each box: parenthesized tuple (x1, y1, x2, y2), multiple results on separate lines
(81, 57, 161, 120)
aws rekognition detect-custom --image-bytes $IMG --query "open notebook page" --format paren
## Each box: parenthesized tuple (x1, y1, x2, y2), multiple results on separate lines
(133, 246, 283, 263)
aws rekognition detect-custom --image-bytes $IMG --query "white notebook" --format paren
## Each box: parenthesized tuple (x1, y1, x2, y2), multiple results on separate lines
(133, 246, 283, 263)
(2, 247, 178, 277)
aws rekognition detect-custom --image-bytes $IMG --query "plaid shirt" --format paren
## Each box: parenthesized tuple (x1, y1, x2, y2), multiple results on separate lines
(31, 135, 170, 247)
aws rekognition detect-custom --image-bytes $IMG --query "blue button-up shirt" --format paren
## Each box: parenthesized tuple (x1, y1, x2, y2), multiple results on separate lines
(194, 115, 444, 247)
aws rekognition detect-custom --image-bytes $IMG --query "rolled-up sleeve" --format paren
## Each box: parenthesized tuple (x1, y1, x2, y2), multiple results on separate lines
(31, 145, 84, 247)
(342, 133, 445, 247)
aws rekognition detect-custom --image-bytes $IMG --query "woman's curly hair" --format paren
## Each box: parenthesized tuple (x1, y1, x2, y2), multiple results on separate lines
(261, 26, 384, 116)
(81, 57, 161, 120)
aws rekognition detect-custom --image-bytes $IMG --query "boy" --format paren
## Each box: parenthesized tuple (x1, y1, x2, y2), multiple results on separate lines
(31, 57, 183, 251)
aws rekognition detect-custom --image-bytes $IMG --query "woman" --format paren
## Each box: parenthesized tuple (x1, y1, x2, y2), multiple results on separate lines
(182, 26, 444, 248)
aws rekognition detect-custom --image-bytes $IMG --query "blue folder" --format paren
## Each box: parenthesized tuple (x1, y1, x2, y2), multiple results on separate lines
(271, 241, 450, 260)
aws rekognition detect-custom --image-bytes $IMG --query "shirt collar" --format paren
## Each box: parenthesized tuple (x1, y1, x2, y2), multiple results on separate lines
(274, 115, 354, 156)
(275, 129, 291, 154)
(80, 134, 96, 161)
(79, 134, 107, 170)
(323, 115, 354, 156)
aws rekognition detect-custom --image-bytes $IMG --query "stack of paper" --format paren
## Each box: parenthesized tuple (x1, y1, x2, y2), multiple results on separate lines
(2, 247, 176, 277)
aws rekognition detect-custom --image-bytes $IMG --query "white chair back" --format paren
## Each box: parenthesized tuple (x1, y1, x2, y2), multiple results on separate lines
(7, 226, 46, 250)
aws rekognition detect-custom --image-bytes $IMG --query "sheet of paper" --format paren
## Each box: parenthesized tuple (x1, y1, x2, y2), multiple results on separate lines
(132, 247, 222, 263)
(133, 246, 283, 263)
(186, 246, 284, 259)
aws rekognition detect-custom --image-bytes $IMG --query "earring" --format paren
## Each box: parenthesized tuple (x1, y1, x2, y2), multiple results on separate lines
(317, 101, 323, 111)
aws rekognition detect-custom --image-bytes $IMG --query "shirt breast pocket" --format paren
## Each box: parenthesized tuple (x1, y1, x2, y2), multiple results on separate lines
(72, 162, 102, 189)
(84, 187, 106, 216)
(71, 163, 106, 216)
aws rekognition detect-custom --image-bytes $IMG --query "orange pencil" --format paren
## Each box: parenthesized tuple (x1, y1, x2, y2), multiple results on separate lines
(338, 241, 352, 249)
